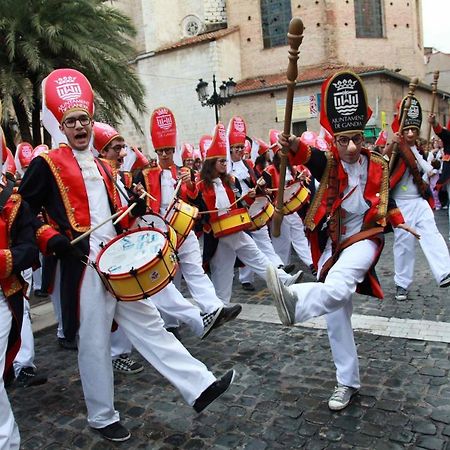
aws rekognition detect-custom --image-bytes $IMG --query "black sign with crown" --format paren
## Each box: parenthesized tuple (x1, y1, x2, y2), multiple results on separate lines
(399, 95, 422, 130)
(324, 71, 368, 136)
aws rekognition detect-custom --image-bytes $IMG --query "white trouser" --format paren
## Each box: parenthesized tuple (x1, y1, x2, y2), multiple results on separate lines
(13, 299, 35, 376)
(393, 197, 450, 290)
(150, 283, 204, 336)
(210, 231, 292, 304)
(78, 263, 216, 428)
(110, 327, 133, 360)
(176, 231, 223, 313)
(289, 239, 378, 388)
(0, 298, 20, 450)
(50, 262, 64, 339)
(239, 226, 284, 284)
(271, 214, 313, 267)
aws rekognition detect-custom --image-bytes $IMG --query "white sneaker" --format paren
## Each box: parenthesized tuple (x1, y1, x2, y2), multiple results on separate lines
(328, 384, 359, 411)
(284, 270, 304, 287)
(266, 265, 297, 326)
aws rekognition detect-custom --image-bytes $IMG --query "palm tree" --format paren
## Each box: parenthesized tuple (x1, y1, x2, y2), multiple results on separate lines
(0, 0, 146, 149)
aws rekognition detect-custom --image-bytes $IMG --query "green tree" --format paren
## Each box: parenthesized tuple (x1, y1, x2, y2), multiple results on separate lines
(0, 0, 146, 149)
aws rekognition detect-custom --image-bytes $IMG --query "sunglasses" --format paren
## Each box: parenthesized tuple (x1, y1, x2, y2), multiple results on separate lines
(156, 149, 174, 155)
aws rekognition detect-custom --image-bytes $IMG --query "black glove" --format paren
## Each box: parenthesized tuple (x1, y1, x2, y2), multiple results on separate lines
(47, 234, 85, 260)
(128, 195, 147, 218)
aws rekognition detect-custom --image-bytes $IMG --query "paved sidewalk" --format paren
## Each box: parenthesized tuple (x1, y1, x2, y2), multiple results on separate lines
(8, 209, 450, 449)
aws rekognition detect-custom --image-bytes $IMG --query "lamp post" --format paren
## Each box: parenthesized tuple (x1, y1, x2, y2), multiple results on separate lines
(195, 74, 237, 124)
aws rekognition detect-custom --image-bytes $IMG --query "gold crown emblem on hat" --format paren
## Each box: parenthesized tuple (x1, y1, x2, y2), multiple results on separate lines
(332, 79, 357, 91)
(55, 76, 77, 85)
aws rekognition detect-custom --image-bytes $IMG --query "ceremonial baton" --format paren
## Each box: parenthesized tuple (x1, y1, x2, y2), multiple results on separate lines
(426, 71, 440, 148)
(388, 77, 419, 173)
(271, 17, 304, 237)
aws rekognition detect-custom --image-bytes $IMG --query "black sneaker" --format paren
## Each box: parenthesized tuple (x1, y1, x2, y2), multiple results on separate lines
(112, 355, 144, 374)
(309, 264, 318, 277)
(58, 337, 78, 350)
(395, 286, 408, 301)
(241, 282, 255, 291)
(218, 304, 242, 325)
(92, 421, 131, 442)
(193, 369, 236, 413)
(15, 367, 48, 388)
(439, 273, 450, 288)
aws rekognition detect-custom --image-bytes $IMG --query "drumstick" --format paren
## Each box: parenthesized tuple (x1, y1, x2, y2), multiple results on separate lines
(132, 183, 157, 201)
(163, 178, 183, 219)
(70, 210, 123, 245)
(112, 192, 146, 225)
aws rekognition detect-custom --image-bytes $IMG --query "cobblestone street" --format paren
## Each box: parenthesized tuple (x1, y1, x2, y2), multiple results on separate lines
(8, 210, 450, 449)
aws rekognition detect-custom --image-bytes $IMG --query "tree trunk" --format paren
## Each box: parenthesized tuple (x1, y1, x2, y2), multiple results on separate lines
(31, 81, 42, 147)
(11, 96, 33, 144)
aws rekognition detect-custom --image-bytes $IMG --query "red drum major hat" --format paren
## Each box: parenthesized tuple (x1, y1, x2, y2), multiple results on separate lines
(181, 143, 194, 161)
(206, 123, 227, 159)
(14, 142, 34, 174)
(93, 122, 122, 153)
(150, 107, 177, 150)
(43, 68, 94, 124)
(199, 135, 212, 159)
(254, 138, 270, 156)
(5, 148, 16, 175)
(300, 130, 318, 146)
(320, 71, 370, 137)
(32, 144, 49, 160)
(269, 129, 282, 154)
(130, 147, 149, 170)
(227, 116, 247, 147)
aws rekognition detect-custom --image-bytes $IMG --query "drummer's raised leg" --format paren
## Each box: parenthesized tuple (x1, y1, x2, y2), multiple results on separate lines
(114, 299, 235, 409)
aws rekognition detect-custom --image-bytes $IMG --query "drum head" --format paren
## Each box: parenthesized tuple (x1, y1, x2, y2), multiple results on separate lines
(98, 229, 165, 274)
(139, 213, 168, 231)
(283, 182, 300, 202)
(249, 196, 269, 215)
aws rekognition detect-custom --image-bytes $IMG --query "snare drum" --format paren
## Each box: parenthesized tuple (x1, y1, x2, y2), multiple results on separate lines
(282, 181, 309, 215)
(165, 199, 199, 248)
(248, 196, 274, 231)
(95, 227, 178, 301)
(210, 208, 252, 238)
(138, 213, 178, 249)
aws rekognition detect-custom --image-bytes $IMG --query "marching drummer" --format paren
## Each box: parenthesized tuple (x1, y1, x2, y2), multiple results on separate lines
(94, 121, 228, 342)
(196, 122, 303, 304)
(19, 69, 236, 442)
(136, 106, 242, 334)
(262, 130, 315, 275)
(226, 116, 288, 292)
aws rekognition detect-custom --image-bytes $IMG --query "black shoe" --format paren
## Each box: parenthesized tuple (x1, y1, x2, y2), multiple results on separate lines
(92, 421, 131, 442)
(309, 264, 318, 277)
(166, 327, 182, 341)
(280, 263, 296, 274)
(219, 304, 242, 325)
(439, 273, 450, 288)
(112, 355, 144, 374)
(241, 282, 255, 291)
(33, 289, 49, 298)
(395, 286, 408, 301)
(16, 367, 48, 388)
(58, 337, 78, 350)
(193, 369, 235, 413)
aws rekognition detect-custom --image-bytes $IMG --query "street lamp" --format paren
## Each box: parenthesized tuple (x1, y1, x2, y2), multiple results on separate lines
(195, 75, 237, 124)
